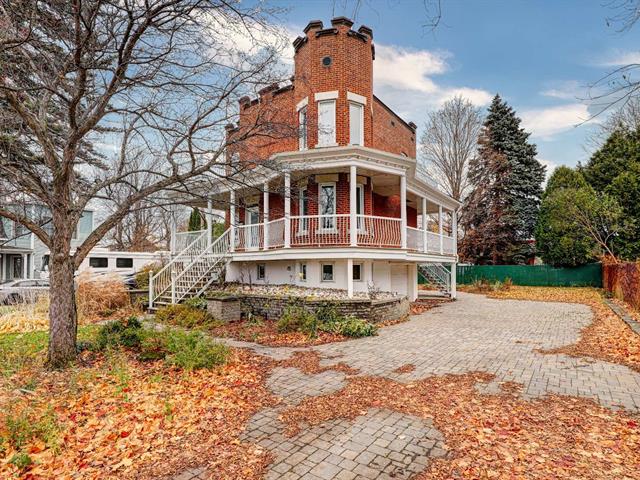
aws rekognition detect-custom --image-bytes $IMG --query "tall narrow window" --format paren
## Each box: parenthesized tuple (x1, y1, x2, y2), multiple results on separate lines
(298, 106, 308, 150)
(355, 184, 365, 230)
(349, 102, 364, 145)
(319, 183, 336, 229)
(299, 187, 309, 232)
(317, 100, 336, 147)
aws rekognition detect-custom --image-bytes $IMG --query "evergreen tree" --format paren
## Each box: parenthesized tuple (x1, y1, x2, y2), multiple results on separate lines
(535, 167, 598, 266)
(581, 127, 640, 259)
(188, 207, 204, 231)
(460, 95, 545, 264)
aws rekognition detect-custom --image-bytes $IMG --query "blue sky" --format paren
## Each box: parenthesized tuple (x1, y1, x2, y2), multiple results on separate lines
(265, 0, 640, 176)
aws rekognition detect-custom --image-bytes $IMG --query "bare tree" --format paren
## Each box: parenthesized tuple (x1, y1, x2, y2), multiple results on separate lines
(420, 96, 483, 201)
(0, 0, 292, 366)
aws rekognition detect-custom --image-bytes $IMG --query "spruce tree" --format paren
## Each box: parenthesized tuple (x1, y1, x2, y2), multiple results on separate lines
(188, 207, 204, 231)
(460, 94, 545, 264)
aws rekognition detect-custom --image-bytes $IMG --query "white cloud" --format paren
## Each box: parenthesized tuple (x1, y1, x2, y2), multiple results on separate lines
(374, 45, 449, 93)
(541, 80, 584, 100)
(597, 50, 640, 67)
(520, 103, 590, 140)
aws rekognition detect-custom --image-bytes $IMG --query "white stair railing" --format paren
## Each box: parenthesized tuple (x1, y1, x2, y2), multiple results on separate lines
(418, 263, 451, 296)
(149, 228, 231, 307)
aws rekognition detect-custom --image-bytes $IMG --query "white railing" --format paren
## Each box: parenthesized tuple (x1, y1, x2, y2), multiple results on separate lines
(235, 224, 263, 251)
(406, 226, 423, 252)
(267, 218, 285, 248)
(150, 228, 231, 307)
(174, 230, 205, 253)
(290, 214, 350, 247)
(418, 263, 451, 295)
(357, 215, 401, 248)
(150, 229, 209, 305)
(443, 235, 456, 255)
(426, 231, 441, 255)
(172, 229, 231, 302)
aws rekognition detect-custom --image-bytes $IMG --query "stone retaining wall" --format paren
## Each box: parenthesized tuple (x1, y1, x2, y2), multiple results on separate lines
(236, 294, 409, 324)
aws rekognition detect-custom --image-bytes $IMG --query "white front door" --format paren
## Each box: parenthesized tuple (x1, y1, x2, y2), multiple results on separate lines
(246, 206, 260, 250)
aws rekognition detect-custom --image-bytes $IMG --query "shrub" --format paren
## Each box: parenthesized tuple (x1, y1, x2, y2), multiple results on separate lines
(76, 272, 132, 321)
(333, 317, 377, 338)
(155, 304, 218, 329)
(95, 317, 143, 350)
(277, 304, 317, 336)
(9, 452, 33, 470)
(184, 296, 208, 310)
(163, 330, 230, 371)
(134, 262, 164, 289)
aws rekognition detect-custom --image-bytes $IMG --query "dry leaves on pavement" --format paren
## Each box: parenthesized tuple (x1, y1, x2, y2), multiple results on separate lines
(279, 372, 640, 479)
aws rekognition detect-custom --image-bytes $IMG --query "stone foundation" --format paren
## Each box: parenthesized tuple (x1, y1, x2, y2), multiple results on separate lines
(238, 294, 409, 324)
(205, 295, 241, 323)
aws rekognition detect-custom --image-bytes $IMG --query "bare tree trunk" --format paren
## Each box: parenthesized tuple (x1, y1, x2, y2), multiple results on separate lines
(46, 222, 77, 368)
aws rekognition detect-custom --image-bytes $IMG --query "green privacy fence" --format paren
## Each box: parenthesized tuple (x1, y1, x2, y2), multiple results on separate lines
(454, 263, 602, 287)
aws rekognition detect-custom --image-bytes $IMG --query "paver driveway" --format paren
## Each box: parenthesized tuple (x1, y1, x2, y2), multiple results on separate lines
(175, 292, 640, 480)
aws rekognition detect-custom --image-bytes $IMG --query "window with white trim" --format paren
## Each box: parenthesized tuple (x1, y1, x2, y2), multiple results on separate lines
(299, 263, 307, 282)
(317, 100, 336, 147)
(321, 263, 334, 282)
(298, 106, 308, 150)
(356, 183, 365, 230)
(257, 263, 266, 280)
(299, 186, 309, 232)
(349, 102, 364, 146)
(353, 263, 363, 281)
(319, 182, 336, 229)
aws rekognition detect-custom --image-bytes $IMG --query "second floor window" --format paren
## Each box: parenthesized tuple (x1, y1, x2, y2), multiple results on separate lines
(0, 219, 8, 239)
(349, 102, 364, 146)
(317, 100, 336, 147)
(298, 106, 308, 150)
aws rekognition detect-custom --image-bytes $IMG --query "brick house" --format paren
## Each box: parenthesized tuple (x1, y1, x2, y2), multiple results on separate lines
(150, 18, 460, 307)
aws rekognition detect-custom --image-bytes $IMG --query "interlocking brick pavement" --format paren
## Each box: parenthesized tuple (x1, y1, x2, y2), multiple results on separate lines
(169, 292, 640, 479)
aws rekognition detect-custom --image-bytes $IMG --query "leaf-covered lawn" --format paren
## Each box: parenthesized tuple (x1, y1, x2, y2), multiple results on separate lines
(0, 329, 276, 479)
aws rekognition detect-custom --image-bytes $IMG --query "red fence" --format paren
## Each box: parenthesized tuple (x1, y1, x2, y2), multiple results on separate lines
(603, 262, 640, 310)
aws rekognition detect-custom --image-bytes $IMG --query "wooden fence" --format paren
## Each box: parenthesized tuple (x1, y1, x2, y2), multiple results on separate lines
(603, 262, 640, 310)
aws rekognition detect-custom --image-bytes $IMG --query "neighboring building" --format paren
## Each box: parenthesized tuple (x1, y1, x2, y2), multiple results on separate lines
(1, 210, 165, 281)
(0, 210, 95, 281)
(152, 17, 460, 306)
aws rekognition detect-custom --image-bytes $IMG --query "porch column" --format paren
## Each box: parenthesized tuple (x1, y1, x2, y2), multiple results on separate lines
(22, 253, 27, 279)
(438, 205, 444, 255)
(347, 258, 354, 298)
(452, 208, 458, 257)
(350, 165, 357, 247)
(263, 182, 269, 250)
(206, 198, 213, 248)
(450, 261, 457, 299)
(169, 204, 177, 256)
(0, 254, 4, 282)
(229, 190, 236, 253)
(284, 172, 291, 248)
(400, 174, 407, 249)
(421, 197, 427, 254)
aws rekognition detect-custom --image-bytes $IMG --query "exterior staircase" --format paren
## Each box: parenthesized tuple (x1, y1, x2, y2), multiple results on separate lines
(418, 263, 452, 297)
(149, 228, 231, 309)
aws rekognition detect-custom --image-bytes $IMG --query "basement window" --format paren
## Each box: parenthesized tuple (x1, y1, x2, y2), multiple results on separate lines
(321, 263, 334, 282)
(353, 263, 363, 281)
(257, 263, 266, 280)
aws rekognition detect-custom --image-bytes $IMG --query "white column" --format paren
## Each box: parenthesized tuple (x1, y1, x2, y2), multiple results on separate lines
(408, 263, 418, 301)
(229, 190, 236, 253)
(284, 172, 291, 248)
(169, 205, 177, 256)
(350, 164, 357, 247)
(263, 182, 269, 250)
(347, 258, 354, 298)
(400, 174, 407, 249)
(452, 208, 458, 257)
(450, 261, 457, 299)
(421, 197, 427, 254)
(0, 254, 4, 282)
(22, 253, 27, 279)
(206, 198, 213, 248)
(438, 205, 444, 255)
